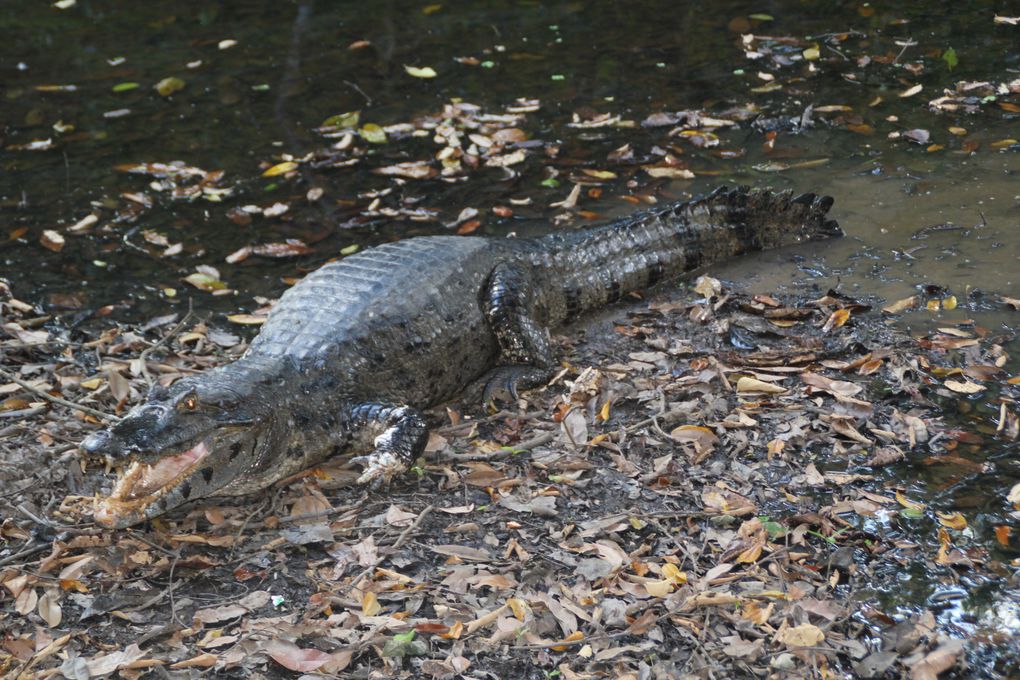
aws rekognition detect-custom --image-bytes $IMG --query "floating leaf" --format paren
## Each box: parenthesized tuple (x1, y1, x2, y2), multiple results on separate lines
(944, 379, 985, 394)
(644, 166, 695, 179)
(226, 314, 266, 325)
(321, 111, 360, 128)
(340, 244, 359, 255)
(404, 65, 437, 79)
(40, 230, 65, 252)
(942, 47, 958, 71)
(882, 295, 918, 314)
(112, 82, 140, 92)
(262, 161, 298, 177)
(899, 84, 923, 98)
(154, 76, 186, 96)
(937, 512, 967, 531)
(359, 123, 387, 144)
(184, 271, 226, 292)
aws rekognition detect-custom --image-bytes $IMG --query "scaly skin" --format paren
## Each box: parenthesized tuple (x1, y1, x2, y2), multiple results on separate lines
(81, 186, 841, 527)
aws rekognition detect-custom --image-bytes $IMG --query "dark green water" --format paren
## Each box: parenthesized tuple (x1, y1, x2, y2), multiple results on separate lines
(3, 0, 1019, 659)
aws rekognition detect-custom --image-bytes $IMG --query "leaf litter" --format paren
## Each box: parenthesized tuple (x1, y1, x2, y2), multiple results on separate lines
(2, 268, 1018, 679)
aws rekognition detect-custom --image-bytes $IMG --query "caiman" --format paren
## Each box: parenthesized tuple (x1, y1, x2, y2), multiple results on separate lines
(81, 186, 841, 527)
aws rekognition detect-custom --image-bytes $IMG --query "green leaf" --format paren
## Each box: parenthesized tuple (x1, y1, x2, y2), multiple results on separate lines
(340, 244, 359, 255)
(112, 82, 140, 92)
(942, 47, 958, 71)
(540, 178, 560, 188)
(381, 630, 426, 658)
(749, 13, 774, 21)
(359, 123, 387, 144)
(154, 76, 185, 96)
(321, 111, 360, 128)
(550, 74, 565, 81)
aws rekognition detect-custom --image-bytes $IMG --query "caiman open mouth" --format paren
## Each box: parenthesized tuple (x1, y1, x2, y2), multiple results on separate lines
(94, 439, 211, 527)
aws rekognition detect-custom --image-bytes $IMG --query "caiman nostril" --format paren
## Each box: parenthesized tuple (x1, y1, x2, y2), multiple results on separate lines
(81, 430, 116, 455)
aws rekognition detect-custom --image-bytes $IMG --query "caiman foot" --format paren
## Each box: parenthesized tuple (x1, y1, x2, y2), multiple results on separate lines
(350, 450, 407, 487)
(344, 403, 428, 488)
(480, 365, 552, 407)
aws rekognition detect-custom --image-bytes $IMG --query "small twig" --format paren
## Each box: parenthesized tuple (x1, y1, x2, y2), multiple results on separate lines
(343, 79, 373, 104)
(344, 504, 434, 593)
(138, 303, 194, 389)
(0, 367, 118, 422)
(439, 429, 557, 463)
(0, 541, 49, 567)
(0, 406, 46, 420)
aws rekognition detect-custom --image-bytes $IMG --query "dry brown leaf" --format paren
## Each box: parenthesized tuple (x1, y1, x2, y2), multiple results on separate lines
(736, 376, 787, 394)
(37, 589, 62, 627)
(944, 379, 985, 394)
(776, 623, 825, 647)
(263, 639, 331, 673)
(170, 653, 218, 669)
(882, 295, 918, 314)
(910, 639, 965, 680)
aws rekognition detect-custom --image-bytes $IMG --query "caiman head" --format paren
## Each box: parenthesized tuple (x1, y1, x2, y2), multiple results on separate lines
(81, 373, 276, 528)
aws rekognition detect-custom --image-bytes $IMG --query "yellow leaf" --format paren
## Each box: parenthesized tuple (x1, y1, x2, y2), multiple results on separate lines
(661, 563, 687, 584)
(226, 314, 266, 325)
(507, 597, 528, 621)
(802, 46, 820, 60)
(937, 512, 967, 531)
(644, 578, 674, 598)
(942, 295, 957, 310)
(895, 490, 926, 511)
(404, 65, 438, 78)
(598, 400, 611, 422)
(361, 591, 381, 616)
(899, 84, 923, 98)
(80, 378, 103, 390)
(882, 295, 918, 314)
(736, 377, 787, 394)
(262, 161, 298, 177)
(776, 623, 825, 647)
(822, 307, 850, 332)
(551, 631, 584, 652)
(359, 123, 387, 144)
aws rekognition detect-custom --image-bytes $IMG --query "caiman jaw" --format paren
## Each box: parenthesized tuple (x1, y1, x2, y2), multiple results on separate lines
(94, 440, 212, 528)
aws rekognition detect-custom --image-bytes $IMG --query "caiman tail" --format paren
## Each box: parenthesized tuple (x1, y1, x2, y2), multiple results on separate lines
(530, 185, 841, 325)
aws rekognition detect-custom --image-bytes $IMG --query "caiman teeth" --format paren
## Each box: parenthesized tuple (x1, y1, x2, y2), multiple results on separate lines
(96, 440, 211, 526)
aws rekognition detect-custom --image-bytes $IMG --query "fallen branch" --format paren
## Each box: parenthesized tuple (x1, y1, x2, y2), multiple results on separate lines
(0, 367, 118, 422)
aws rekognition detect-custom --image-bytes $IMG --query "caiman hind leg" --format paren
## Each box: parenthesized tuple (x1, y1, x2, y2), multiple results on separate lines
(479, 263, 556, 404)
(344, 403, 428, 485)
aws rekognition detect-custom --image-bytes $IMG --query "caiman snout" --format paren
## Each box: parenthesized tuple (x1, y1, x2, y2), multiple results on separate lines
(81, 429, 124, 457)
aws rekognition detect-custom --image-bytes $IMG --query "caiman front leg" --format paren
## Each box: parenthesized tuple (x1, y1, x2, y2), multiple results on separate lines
(480, 262, 556, 404)
(343, 403, 429, 485)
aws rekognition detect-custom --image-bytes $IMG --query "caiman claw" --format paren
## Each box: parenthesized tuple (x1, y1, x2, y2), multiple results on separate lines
(350, 450, 408, 487)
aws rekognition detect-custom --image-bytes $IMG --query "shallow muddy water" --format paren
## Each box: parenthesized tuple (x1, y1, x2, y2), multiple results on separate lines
(3, 0, 1019, 661)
